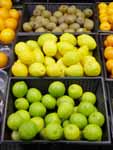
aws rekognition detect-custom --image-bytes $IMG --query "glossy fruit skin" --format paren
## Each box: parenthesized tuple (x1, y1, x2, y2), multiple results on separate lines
(0, 52, 8, 68)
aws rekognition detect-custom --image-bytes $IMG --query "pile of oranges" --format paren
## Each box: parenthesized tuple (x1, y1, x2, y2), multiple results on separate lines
(98, 2, 113, 31)
(0, 0, 20, 44)
(104, 35, 113, 78)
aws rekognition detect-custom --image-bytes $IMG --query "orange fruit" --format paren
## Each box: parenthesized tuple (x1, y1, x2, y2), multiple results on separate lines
(98, 3, 107, 10)
(99, 14, 108, 23)
(106, 35, 113, 46)
(99, 22, 111, 31)
(0, 28, 15, 44)
(5, 18, 17, 30)
(9, 9, 20, 20)
(0, 51, 8, 68)
(108, 2, 113, 9)
(0, 18, 5, 31)
(104, 46, 113, 60)
(104, 40, 108, 47)
(0, 7, 9, 19)
(106, 59, 113, 72)
(0, 0, 12, 10)
(107, 8, 113, 16)
(108, 15, 113, 24)
(99, 9, 107, 15)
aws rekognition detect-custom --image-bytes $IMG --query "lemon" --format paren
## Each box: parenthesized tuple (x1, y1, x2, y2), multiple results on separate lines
(44, 56, 56, 66)
(26, 40, 40, 50)
(33, 49, 44, 63)
(12, 61, 28, 77)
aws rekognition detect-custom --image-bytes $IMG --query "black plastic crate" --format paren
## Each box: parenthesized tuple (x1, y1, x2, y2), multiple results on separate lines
(99, 33, 113, 79)
(1, 77, 111, 144)
(105, 80, 113, 141)
(9, 33, 103, 77)
(19, 3, 97, 33)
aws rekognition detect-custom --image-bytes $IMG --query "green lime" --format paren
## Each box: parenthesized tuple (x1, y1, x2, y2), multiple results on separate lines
(42, 94, 56, 109)
(62, 120, 70, 128)
(48, 81, 66, 97)
(15, 98, 29, 110)
(16, 110, 30, 122)
(26, 88, 42, 103)
(11, 131, 20, 141)
(12, 81, 28, 98)
(29, 102, 46, 117)
(81, 92, 96, 104)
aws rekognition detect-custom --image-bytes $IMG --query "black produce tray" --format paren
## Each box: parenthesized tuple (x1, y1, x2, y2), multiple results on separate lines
(1, 77, 111, 144)
(10, 33, 103, 77)
(19, 3, 97, 33)
(99, 33, 113, 79)
(105, 80, 113, 141)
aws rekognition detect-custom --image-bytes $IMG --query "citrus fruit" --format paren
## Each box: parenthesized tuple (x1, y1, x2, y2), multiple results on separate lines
(77, 102, 95, 117)
(19, 120, 38, 140)
(11, 131, 20, 141)
(81, 91, 96, 104)
(73, 106, 78, 113)
(64, 124, 80, 140)
(62, 120, 70, 127)
(26, 88, 42, 103)
(45, 123, 63, 140)
(26, 40, 40, 50)
(5, 18, 18, 30)
(0, 28, 15, 44)
(70, 113, 87, 129)
(98, 2, 107, 10)
(0, 51, 8, 68)
(105, 35, 113, 46)
(29, 102, 46, 117)
(0, 8, 9, 19)
(57, 95, 74, 107)
(0, 0, 12, 10)
(9, 9, 20, 20)
(42, 94, 56, 109)
(45, 112, 61, 125)
(68, 84, 83, 99)
(16, 110, 30, 122)
(57, 102, 74, 120)
(83, 124, 102, 141)
(104, 46, 113, 59)
(12, 81, 28, 98)
(0, 18, 5, 31)
(99, 22, 111, 31)
(14, 98, 29, 110)
(40, 128, 48, 140)
(44, 56, 56, 66)
(88, 111, 105, 127)
(7, 113, 23, 130)
(31, 117, 44, 133)
(48, 81, 66, 97)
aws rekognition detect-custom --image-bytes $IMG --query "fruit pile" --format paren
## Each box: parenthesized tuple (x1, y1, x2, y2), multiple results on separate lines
(98, 2, 113, 31)
(23, 5, 94, 33)
(104, 35, 113, 78)
(0, 0, 20, 44)
(7, 80, 105, 141)
(12, 33, 101, 77)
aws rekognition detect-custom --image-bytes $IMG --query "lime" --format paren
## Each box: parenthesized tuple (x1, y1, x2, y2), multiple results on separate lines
(14, 98, 29, 110)
(70, 113, 87, 129)
(12, 81, 28, 98)
(16, 110, 30, 122)
(81, 92, 96, 104)
(57, 102, 74, 120)
(29, 102, 46, 117)
(7, 113, 23, 130)
(26, 88, 42, 103)
(88, 111, 105, 127)
(45, 112, 61, 125)
(31, 117, 44, 133)
(73, 106, 78, 113)
(40, 128, 48, 140)
(11, 131, 20, 141)
(48, 81, 66, 97)
(83, 124, 102, 141)
(62, 120, 70, 127)
(19, 120, 38, 140)
(77, 102, 95, 117)
(42, 94, 56, 109)
(68, 84, 83, 99)
(45, 123, 63, 140)
(57, 95, 75, 106)
(64, 124, 80, 140)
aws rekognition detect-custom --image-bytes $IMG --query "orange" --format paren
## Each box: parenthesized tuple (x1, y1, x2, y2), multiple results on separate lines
(99, 9, 107, 15)
(108, 2, 113, 9)
(5, 18, 17, 30)
(108, 15, 113, 24)
(106, 59, 113, 72)
(99, 14, 108, 23)
(99, 22, 111, 31)
(0, 28, 15, 44)
(0, 52, 8, 68)
(0, 18, 5, 31)
(0, 0, 12, 10)
(107, 8, 113, 16)
(98, 2, 107, 10)
(9, 9, 20, 20)
(105, 35, 113, 46)
(0, 7, 9, 19)
(104, 46, 113, 60)
(104, 40, 108, 47)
